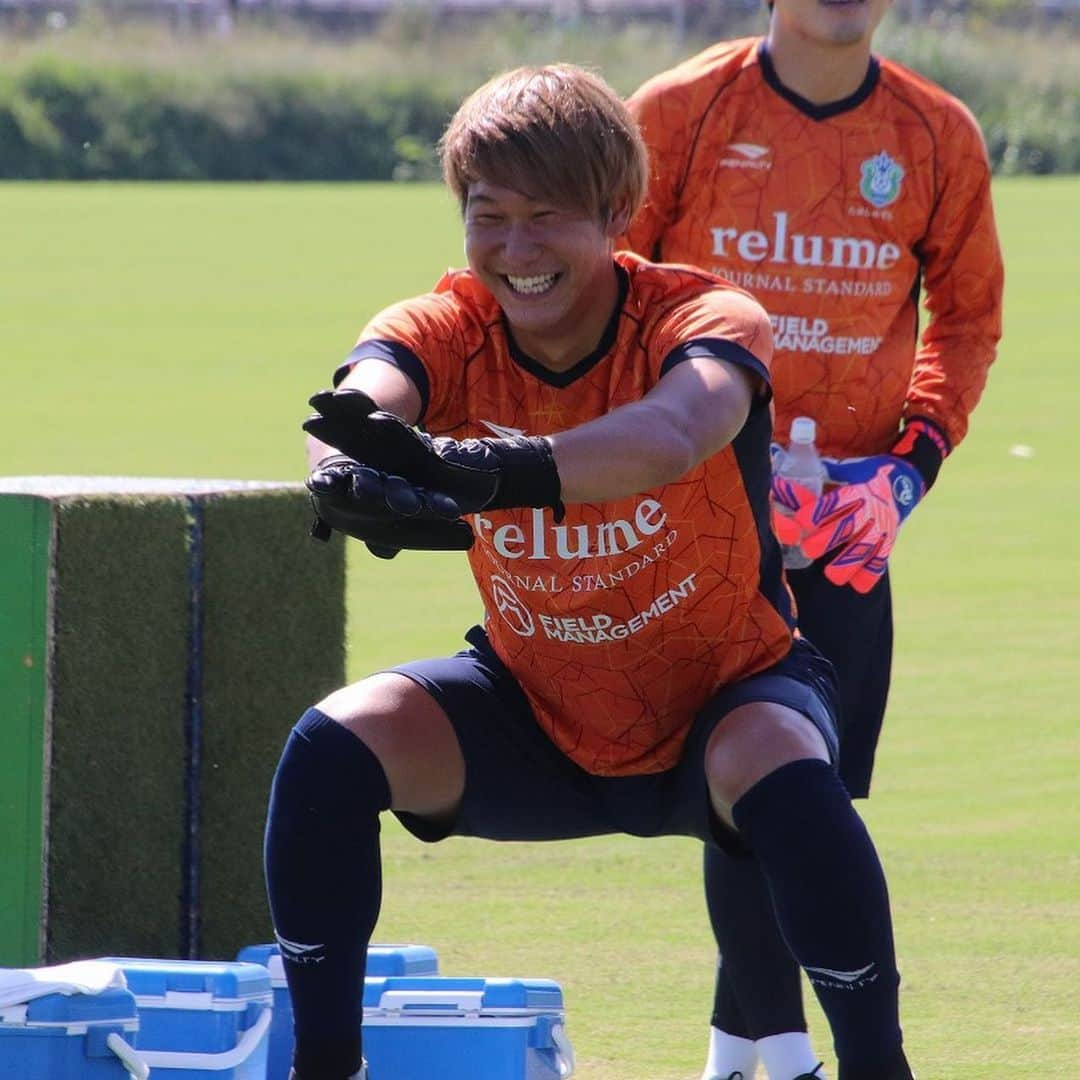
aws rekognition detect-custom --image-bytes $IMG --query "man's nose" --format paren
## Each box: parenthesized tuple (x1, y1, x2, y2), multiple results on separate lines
(501, 221, 542, 260)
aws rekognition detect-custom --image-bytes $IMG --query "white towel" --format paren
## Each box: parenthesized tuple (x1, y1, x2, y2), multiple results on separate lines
(0, 960, 127, 1010)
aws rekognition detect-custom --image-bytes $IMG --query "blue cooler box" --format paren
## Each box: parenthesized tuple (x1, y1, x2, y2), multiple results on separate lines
(0, 986, 144, 1079)
(105, 958, 273, 1080)
(363, 977, 573, 1080)
(236, 943, 439, 1080)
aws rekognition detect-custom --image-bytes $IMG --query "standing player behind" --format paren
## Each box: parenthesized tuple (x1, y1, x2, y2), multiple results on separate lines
(624, 1, 1004, 1078)
(267, 64, 917, 1080)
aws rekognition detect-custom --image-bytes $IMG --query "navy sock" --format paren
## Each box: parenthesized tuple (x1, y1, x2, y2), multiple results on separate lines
(732, 760, 903, 1074)
(264, 707, 391, 1079)
(704, 844, 806, 1038)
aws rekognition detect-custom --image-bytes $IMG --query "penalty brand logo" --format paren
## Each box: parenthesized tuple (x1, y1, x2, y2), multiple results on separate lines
(804, 961, 879, 990)
(859, 151, 905, 208)
(719, 142, 772, 170)
(276, 933, 326, 965)
(728, 142, 769, 159)
(479, 419, 527, 439)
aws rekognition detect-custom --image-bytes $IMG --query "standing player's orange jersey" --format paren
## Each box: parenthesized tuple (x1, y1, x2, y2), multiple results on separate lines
(338, 252, 793, 777)
(624, 38, 1003, 458)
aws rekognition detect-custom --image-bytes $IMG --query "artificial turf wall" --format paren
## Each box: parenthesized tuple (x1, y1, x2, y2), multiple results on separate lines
(0, 478, 345, 966)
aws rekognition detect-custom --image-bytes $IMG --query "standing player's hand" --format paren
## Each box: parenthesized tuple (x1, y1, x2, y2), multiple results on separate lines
(794, 455, 925, 593)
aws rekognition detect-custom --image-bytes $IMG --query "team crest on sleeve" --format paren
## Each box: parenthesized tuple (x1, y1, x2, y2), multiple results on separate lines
(859, 151, 905, 208)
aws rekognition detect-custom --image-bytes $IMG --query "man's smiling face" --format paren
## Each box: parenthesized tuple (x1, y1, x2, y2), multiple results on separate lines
(464, 181, 626, 362)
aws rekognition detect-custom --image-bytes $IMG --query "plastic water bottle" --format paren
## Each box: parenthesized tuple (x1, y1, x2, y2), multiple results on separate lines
(776, 416, 826, 570)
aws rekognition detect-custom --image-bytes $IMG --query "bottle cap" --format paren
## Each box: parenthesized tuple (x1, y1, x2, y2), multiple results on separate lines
(790, 416, 816, 444)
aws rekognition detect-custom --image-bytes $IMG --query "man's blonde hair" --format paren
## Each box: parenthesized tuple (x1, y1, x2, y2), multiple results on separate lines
(439, 64, 648, 226)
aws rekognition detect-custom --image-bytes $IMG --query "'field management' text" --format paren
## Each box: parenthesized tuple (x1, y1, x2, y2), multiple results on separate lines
(539, 574, 698, 643)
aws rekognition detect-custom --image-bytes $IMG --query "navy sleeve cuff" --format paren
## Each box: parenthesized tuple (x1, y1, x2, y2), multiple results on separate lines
(659, 337, 772, 404)
(333, 339, 430, 422)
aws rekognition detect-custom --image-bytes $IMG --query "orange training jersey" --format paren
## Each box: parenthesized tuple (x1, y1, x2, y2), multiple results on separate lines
(338, 252, 794, 777)
(625, 38, 1003, 457)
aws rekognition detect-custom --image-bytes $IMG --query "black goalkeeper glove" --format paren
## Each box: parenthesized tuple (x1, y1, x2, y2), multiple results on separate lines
(306, 455, 473, 559)
(303, 388, 565, 521)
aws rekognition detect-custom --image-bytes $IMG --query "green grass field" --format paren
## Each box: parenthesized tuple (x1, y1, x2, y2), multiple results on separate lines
(3, 178, 1078, 1077)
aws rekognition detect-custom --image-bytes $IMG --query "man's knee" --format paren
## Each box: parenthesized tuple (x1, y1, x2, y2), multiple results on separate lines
(705, 702, 830, 826)
(270, 707, 391, 813)
(316, 673, 465, 819)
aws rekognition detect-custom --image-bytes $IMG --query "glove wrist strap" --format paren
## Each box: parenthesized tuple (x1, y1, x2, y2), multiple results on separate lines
(890, 416, 948, 490)
(483, 436, 565, 522)
(314, 453, 356, 470)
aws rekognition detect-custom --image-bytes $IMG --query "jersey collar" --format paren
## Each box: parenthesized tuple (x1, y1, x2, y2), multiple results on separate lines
(757, 39, 880, 120)
(505, 262, 629, 388)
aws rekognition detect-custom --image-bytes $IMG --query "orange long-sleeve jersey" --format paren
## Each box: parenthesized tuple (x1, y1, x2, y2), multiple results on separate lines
(337, 253, 794, 776)
(624, 38, 1003, 459)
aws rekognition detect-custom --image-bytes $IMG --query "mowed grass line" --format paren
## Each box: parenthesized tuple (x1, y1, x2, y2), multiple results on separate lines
(3, 177, 1078, 1077)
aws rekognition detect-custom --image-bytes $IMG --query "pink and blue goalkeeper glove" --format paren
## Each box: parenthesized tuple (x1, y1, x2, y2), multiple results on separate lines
(770, 417, 947, 591)
(795, 455, 926, 593)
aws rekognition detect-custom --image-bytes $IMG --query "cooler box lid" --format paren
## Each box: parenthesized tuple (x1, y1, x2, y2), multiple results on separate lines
(363, 977, 564, 1016)
(367, 945, 440, 977)
(103, 958, 272, 1003)
(2, 987, 138, 1026)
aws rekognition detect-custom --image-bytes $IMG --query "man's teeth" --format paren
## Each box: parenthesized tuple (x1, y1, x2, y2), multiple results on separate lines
(506, 273, 557, 295)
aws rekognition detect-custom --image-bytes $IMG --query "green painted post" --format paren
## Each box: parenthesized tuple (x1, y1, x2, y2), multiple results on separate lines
(0, 495, 51, 965)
